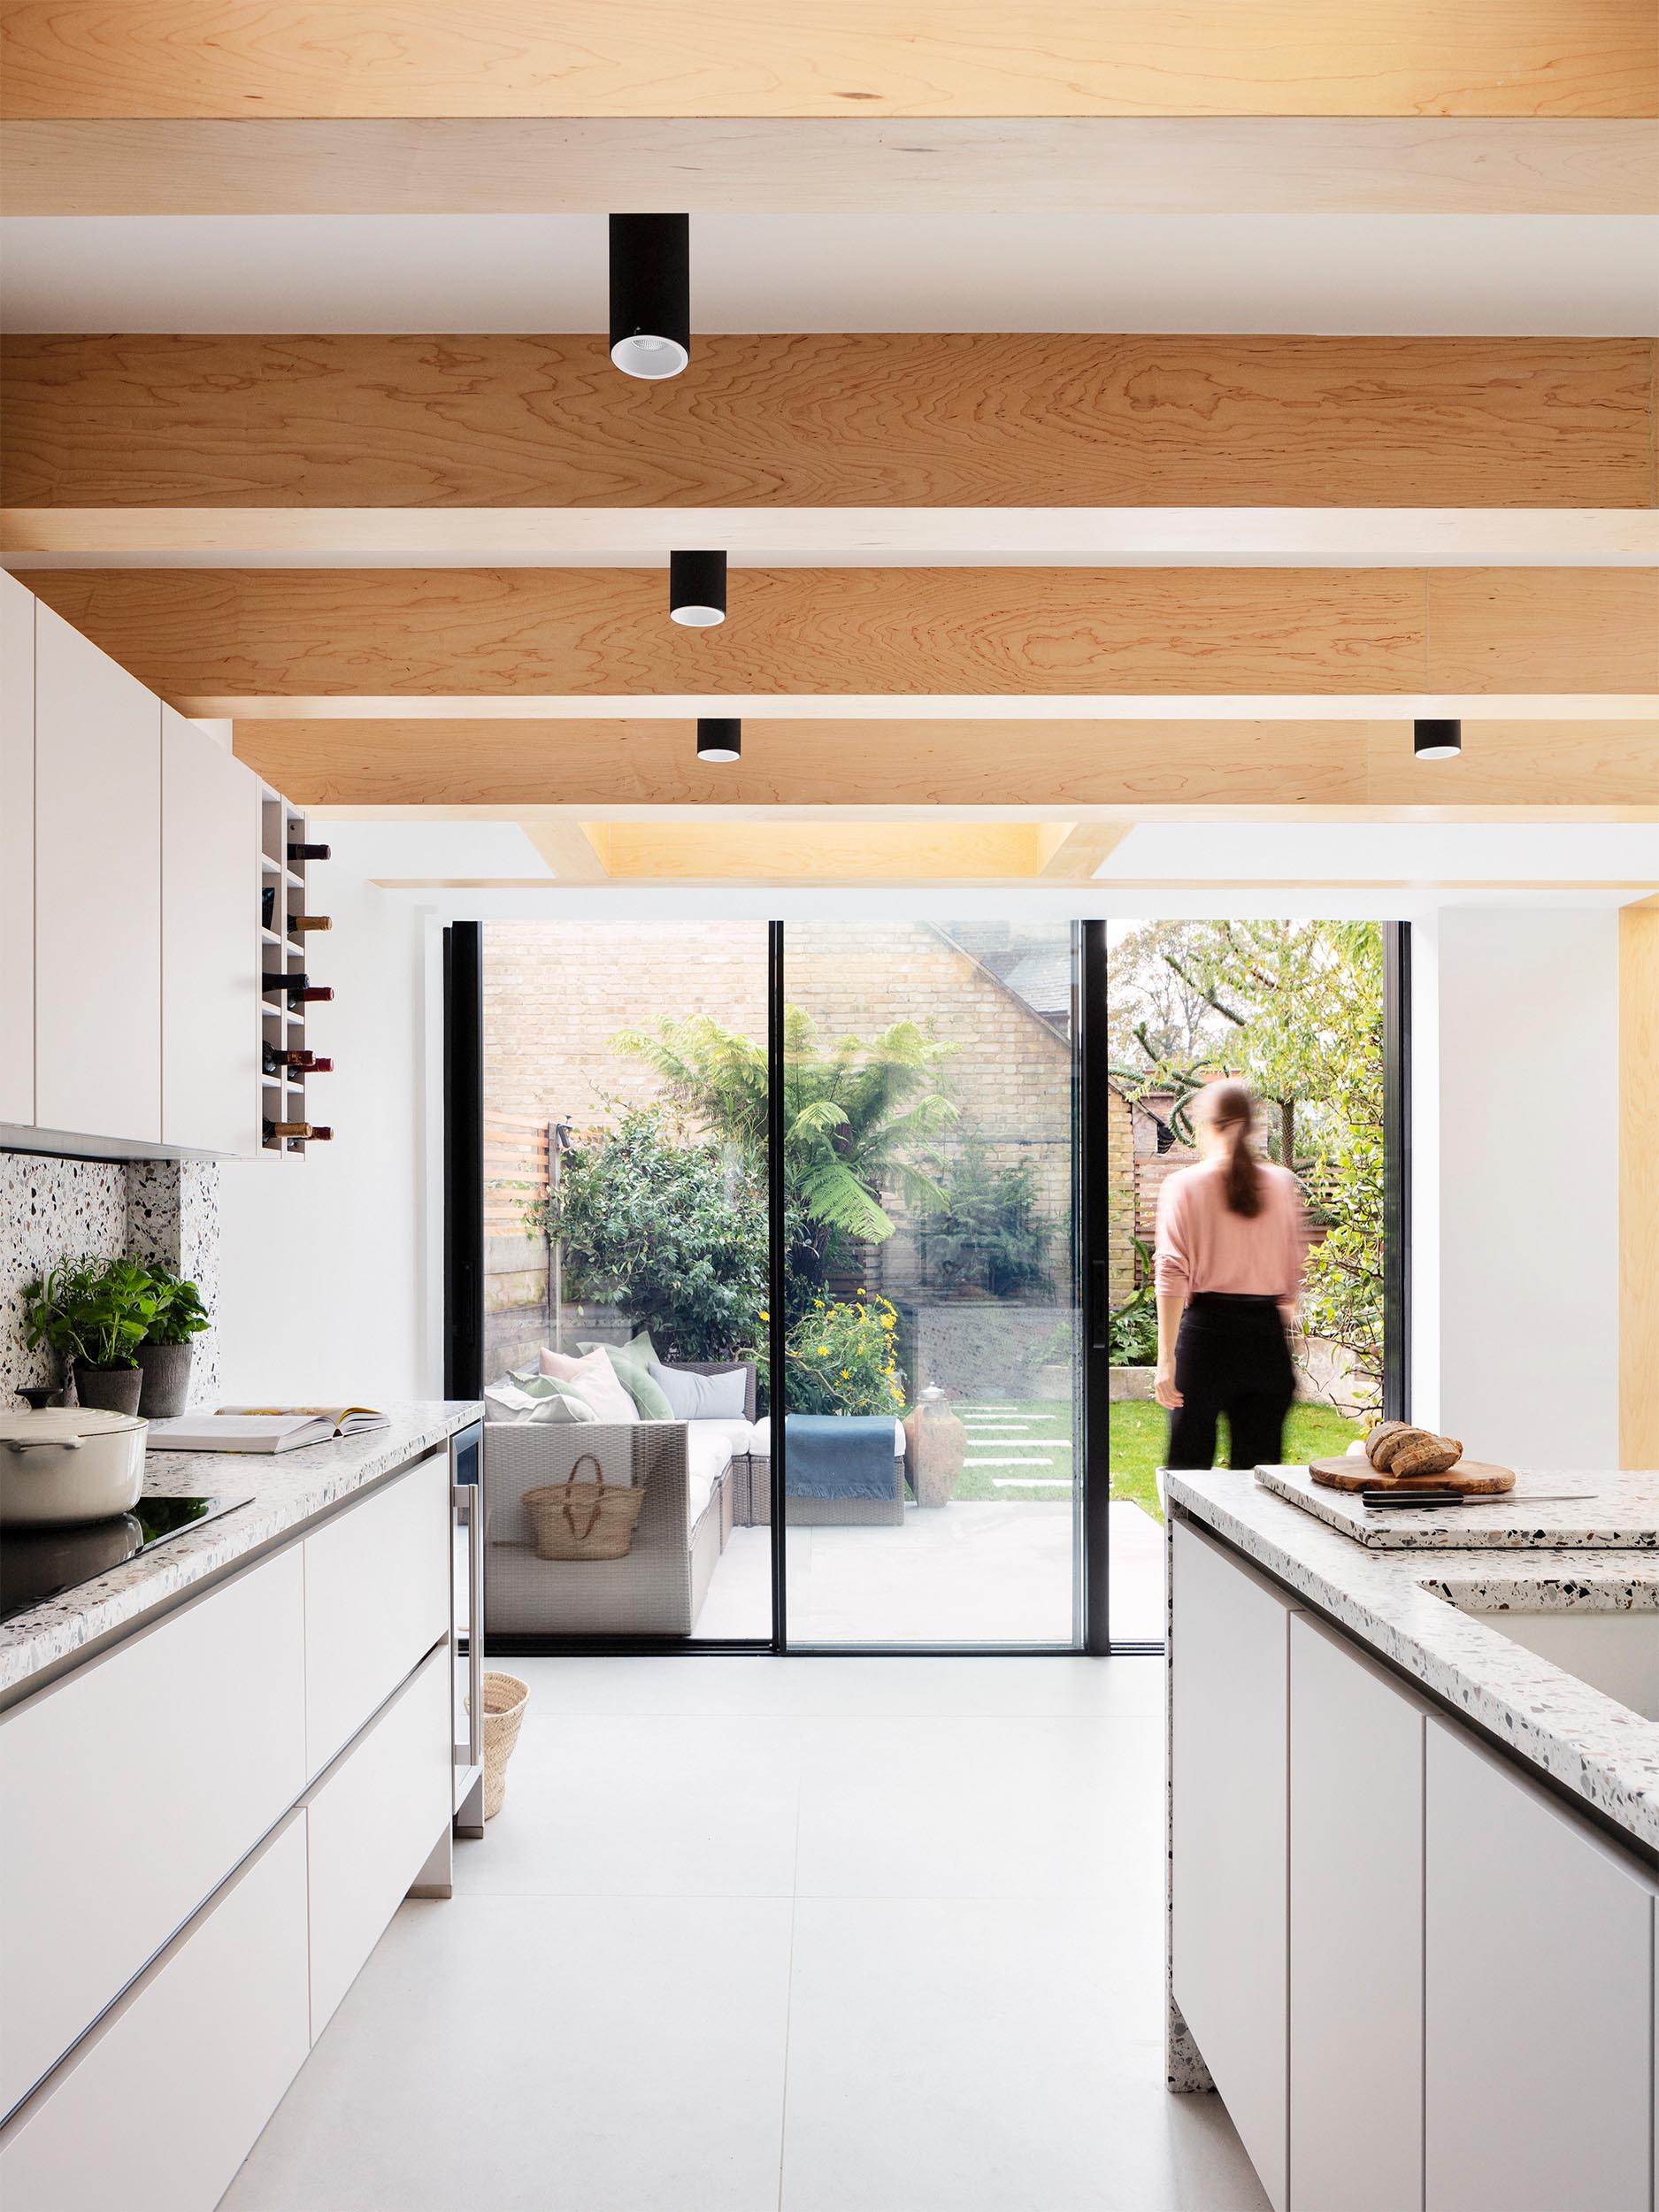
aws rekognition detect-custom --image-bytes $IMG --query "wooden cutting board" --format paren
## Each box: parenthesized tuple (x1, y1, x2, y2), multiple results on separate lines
(1309, 1455, 1516, 1494)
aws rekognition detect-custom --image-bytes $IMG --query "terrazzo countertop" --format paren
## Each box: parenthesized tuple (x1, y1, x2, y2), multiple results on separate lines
(1169, 1468, 1659, 1860)
(1256, 1460, 1659, 1549)
(0, 1401, 481, 1704)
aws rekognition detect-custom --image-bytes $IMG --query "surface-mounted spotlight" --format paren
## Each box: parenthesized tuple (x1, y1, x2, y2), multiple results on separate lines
(696, 718, 741, 764)
(609, 213, 690, 379)
(671, 549, 727, 627)
(1413, 718, 1463, 760)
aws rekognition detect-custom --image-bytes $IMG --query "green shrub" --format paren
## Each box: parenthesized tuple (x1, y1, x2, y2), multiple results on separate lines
(918, 1141, 1056, 1301)
(754, 1293, 908, 1417)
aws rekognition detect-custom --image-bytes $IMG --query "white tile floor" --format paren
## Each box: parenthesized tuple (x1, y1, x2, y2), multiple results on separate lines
(222, 1656, 1268, 2212)
(694, 1501, 1166, 1646)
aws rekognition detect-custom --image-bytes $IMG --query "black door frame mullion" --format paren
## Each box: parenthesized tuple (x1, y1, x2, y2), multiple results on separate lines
(767, 919, 788, 1653)
(1079, 918, 1114, 1653)
(1383, 921, 1412, 1424)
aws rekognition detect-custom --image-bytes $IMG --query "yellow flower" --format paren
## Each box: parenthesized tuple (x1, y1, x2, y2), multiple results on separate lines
(891, 1384, 903, 1401)
(759, 1310, 769, 1321)
(814, 1298, 824, 1309)
(880, 1314, 895, 1331)
(840, 1370, 850, 1379)
(818, 1346, 829, 1356)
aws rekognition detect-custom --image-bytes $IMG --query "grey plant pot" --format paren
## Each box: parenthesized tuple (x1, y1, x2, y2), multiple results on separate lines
(136, 1341, 194, 1418)
(73, 1363, 144, 1417)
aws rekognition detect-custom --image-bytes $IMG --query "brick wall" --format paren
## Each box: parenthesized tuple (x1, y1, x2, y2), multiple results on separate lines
(482, 918, 1083, 1306)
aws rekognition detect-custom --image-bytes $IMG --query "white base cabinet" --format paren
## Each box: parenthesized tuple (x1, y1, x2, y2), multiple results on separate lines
(0, 1547, 306, 2119)
(0, 1816, 311, 2212)
(0, 571, 35, 1125)
(0, 1448, 457, 2209)
(1170, 1521, 1296, 2212)
(307, 1647, 453, 2037)
(1172, 1517, 1659, 2212)
(1289, 1614, 1426, 2212)
(1425, 1718, 1653, 2212)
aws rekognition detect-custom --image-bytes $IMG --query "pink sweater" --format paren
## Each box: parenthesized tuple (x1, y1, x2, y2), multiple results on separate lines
(1152, 1158, 1309, 1310)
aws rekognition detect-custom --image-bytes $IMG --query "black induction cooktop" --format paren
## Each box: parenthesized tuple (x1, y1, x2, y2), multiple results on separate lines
(1, 1494, 253, 1626)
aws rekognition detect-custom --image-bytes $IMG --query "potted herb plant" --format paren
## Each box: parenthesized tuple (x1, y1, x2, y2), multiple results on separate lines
(136, 1269, 211, 1416)
(21, 1258, 162, 1416)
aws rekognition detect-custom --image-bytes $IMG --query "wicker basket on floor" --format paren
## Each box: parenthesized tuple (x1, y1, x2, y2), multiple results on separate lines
(480, 1671, 529, 1821)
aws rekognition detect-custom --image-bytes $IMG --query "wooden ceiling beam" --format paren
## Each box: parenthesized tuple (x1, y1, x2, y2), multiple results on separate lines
(3, 118, 1654, 218)
(5, 334, 1652, 515)
(230, 715, 1659, 810)
(4, 3, 1652, 120)
(23, 565, 1657, 708)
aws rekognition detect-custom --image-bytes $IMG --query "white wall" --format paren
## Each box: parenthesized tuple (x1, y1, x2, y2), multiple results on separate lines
(1419, 908, 1619, 1471)
(216, 873, 439, 1406)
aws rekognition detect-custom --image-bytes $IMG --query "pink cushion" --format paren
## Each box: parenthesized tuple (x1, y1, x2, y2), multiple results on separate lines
(538, 1346, 639, 1425)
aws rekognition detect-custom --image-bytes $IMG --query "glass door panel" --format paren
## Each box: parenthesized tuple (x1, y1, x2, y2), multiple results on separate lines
(480, 919, 772, 1642)
(1103, 919, 1385, 1644)
(778, 919, 1082, 1647)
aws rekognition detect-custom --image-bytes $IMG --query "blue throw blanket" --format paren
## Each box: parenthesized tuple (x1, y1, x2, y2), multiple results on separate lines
(785, 1414, 898, 1501)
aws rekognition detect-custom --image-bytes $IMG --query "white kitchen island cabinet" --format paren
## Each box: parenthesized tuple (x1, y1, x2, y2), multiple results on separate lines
(33, 602, 163, 1145)
(1424, 1717, 1654, 2212)
(1289, 1613, 1426, 2212)
(161, 703, 259, 1156)
(1170, 1519, 1296, 2212)
(0, 570, 35, 1125)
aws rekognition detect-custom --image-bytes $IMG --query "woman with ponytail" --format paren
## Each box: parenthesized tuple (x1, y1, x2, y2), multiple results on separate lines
(1152, 1079, 1309, 1471)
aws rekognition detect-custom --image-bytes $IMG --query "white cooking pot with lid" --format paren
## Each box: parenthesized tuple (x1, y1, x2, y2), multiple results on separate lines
(0, 1406, 148, 1525)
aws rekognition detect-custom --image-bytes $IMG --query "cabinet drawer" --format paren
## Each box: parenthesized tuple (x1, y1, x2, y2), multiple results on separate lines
(0, 1813, 309, 2212)
(0, 1547, 306, 2120)
(307, 1646, 452, 2038)
(303, 1452, 449, 1775)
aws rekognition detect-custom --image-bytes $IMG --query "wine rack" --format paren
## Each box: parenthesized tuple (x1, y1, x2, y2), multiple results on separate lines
(257, 784, 328, 1156)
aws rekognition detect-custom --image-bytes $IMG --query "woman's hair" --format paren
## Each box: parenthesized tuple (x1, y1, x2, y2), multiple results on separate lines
(1194, 1079, 1263, 1217)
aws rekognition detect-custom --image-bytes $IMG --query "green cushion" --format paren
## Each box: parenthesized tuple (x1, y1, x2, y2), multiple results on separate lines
(579, 1333, 675, 1420)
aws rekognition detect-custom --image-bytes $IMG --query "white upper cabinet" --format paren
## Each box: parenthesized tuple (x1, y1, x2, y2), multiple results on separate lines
(0, 572, 34, 1125)
(161, 705, 258, 1156)
(33, 603, 162, 1144)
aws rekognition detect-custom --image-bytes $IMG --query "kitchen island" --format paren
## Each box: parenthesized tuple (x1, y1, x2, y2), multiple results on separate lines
(0, 1398, 482, 2211)
(1166, 1465, 1659, 2212)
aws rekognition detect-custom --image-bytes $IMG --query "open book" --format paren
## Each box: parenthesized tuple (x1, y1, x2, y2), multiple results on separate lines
(145, 1406, 389, 1454)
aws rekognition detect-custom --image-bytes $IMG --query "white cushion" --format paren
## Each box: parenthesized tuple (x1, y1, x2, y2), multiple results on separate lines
(650, 1361, 749, 1421)
(484, 1379, 597, 1426)
(539, 1346, 639, 1425)
(686, 1419, 746, 1489)
(686, 1471, 716, 1527)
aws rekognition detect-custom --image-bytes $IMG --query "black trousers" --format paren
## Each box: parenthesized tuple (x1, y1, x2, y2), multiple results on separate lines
(1165, 1294, 1295, 1471)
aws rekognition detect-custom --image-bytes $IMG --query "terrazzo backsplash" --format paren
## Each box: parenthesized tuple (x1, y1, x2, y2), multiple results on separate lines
(0, 1151, 222, 1408)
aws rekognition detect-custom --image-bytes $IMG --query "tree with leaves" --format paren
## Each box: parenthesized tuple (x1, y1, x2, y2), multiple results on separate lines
(1110, 920, 1386, 1408)
(613, 1008, 960, 1288)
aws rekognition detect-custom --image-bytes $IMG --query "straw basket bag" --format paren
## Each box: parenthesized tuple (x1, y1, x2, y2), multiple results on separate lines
(524, 1452, 645, 1560)
(479, 1672, 529, 1821)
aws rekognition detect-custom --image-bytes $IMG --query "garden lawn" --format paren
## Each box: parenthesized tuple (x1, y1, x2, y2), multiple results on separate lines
(1109, 1399, 1363, 1522)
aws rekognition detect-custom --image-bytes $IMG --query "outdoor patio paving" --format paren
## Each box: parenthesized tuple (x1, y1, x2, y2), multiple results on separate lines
(697, 1500, 1164, 1646)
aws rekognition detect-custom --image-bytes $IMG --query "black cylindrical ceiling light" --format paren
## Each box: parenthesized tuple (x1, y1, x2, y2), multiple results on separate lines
(696, 717, 741, 764)
(670, 549, 727, 627)
(1413, 718, 1463, 759)
(609, 213, 690, 379)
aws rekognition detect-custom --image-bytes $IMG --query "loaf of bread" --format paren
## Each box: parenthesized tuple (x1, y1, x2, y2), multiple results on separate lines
(1365, 1421, 1464, 1479)
(1364, 1421, 1414, 1470)
(1388, 1432, 1464, 1479)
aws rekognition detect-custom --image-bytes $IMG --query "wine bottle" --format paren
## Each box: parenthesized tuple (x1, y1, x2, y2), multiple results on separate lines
(289, 985, 334, 1005)
(265, 1046, 323, 1074)
(288, 841, 331, 863)
(288, 913, 332, 933)
(264, 1118, 311, 1140)
(309, 1126, 334, 1142)
(306, 1056, 334, 1074)
(263, 968, 305, 994)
